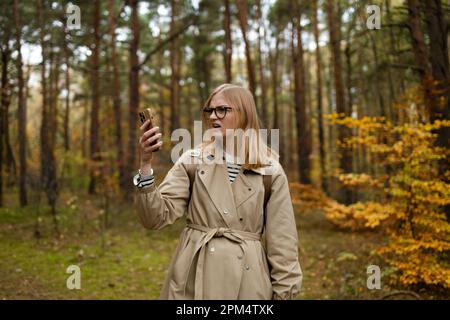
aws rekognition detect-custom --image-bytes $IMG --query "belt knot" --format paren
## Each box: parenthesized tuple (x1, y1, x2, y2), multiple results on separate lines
(214, 227, 228, 237)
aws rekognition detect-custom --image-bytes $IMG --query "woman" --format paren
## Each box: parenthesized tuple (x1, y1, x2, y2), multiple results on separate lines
(134, 84, 302, 300)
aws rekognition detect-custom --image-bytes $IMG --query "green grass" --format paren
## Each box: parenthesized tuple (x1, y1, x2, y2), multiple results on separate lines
(0, 193, 184, 299)
(0, 189, 445, 299)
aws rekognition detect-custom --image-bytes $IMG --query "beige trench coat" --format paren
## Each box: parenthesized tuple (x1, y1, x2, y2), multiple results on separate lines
(135, 148, 302, 300)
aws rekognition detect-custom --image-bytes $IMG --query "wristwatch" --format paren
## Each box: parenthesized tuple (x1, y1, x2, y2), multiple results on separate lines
(133, 168, 154, 187)
(139, 168, 154, 178)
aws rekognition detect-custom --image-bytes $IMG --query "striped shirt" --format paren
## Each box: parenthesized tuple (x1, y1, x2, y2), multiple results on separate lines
(226, 161, 242, 183)
(223, 151, 242, 182)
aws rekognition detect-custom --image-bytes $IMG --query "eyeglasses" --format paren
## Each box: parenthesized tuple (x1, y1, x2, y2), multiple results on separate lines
(202, 105, 232, 119)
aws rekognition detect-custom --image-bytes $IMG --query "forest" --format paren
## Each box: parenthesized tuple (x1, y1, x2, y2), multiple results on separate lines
(0, 0, 449, 299)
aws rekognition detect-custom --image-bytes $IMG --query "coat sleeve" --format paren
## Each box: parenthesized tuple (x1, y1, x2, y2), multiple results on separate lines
(134, 156, 191, 230)
(265, 166, 303, 300)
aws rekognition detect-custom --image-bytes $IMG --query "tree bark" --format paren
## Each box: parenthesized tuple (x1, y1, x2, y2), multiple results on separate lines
(270, 33, 280, 130)
(125, 0, 140, 191)
(407, 0, 434, 112)
(88, 0, 101, 195)
(313, 0, 327, 192)
(256, 0, 268, 127)
(63, 27, 71, 152)
(14, 0, 27, 206)
(108, 0, 127, 193)
(38, 0, 59, 234)
(291, 13, 311, 184)
(223, 0, 233, 83)
(326, 0, 352, 203)
(422, 0, 450, 219)
(1, 27, 16, 185)
(49, 50, 61, 151)
(170, 0, 180, 133)
(0, 26, 11, 207)
(236, 0, 256, 98)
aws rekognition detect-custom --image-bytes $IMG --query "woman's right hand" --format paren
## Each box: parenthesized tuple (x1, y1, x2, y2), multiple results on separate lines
(139, 120, 163, 172)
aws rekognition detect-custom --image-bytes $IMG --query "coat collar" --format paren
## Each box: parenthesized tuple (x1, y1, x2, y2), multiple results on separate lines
(197, 146, 274, 175)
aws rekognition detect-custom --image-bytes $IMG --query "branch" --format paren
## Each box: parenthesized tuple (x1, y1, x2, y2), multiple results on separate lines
(382, 22, 410, 29)
(138, 13, 199, 68)
(378, 61, 422, 72)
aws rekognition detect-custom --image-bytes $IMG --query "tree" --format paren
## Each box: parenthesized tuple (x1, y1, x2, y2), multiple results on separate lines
(291, 1, 311, 184)
(326, 0, 352, 203)
(423, 0, 450, 201)
(108, 0, 127, 193)
(14, 0, 27, 206)
(223, 0, 233, 83)
(312, 0, 326, 191)
(0, 4, 12, 206)
(38, 0, 59, 234)
(236, 0, 256, 98)
(62, 22, 71, 152)
(125, 0, 140, 190)
(88, 0, 101, 195)
(170, 0, 181, 133)
(256, 0, 268, 127)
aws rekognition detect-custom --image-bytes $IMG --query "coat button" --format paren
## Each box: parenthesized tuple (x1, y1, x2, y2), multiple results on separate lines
(200, 170, 205, 174)
(245, 265, 250, 270)
(237, 255, 243, 260)
(248, 188, 251, 191)
(223, 209, 229, 214)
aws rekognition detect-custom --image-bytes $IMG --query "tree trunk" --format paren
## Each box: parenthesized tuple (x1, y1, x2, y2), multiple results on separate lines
(368, 32, 385, 118)
(88, 0, 101, 195)
(288, 70, 295, 176)
(170, 0, 180, 133)
(38, 0, 58, 235)
(14, 0, 27, 206)
(223, 0, 233, 83)
(256, 0, 268, 127)
(384, 0, 398, 123)
(2, 40, 16, 185)
(126, 0, 140, 190)
(63, 28, 70, 152)
(291, 13, 311, 184)
(326, 0, 352, 203)
(236, 0, 256, 98)
(82, 97, 88, 159)
(0, 28, 11, 207)
(407, 0, 434, 111)
(313, 0, 327, 192)
(422, 0, 450, 219)
(108, 0, 127, 193)
(49, 50, 61, 151)
(270, 33, 280, 130)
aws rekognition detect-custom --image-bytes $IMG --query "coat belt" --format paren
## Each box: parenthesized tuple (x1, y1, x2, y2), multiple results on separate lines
(182, 223, 262, 299)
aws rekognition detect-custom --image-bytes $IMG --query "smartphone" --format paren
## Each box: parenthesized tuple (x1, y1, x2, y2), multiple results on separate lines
(139, 108, 160, 152)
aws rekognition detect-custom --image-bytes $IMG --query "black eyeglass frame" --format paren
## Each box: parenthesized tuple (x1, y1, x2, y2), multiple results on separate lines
(202, 105, 233, 119)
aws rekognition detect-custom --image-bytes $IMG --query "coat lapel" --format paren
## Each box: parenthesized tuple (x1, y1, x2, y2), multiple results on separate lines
(197, 151, 237, 227)
(195, 147, 273, 225)
(233, 170, 257, 208)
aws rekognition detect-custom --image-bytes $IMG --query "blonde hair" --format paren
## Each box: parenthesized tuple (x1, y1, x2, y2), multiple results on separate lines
(201, 83, 278, 170)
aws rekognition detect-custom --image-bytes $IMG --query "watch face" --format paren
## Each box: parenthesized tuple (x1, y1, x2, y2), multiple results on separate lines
(140, 168, 153, 177)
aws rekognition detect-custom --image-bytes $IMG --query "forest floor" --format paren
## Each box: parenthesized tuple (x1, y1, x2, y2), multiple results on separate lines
(0, 167, 444, 300)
